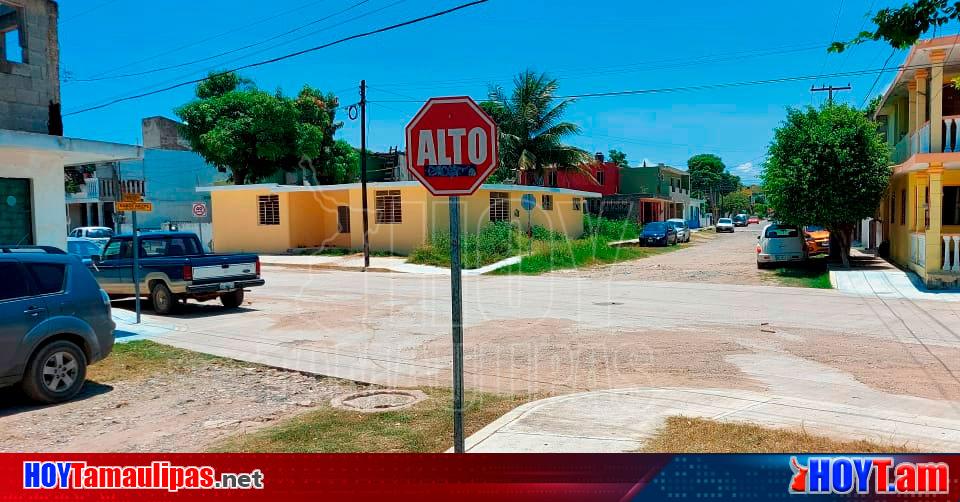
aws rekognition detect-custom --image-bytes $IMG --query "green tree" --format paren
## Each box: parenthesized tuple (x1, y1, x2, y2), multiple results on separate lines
(721, 191, 751, 215)
(608, 149, 629, 168)
(687, 154, 725, 198)
(762, 104, 891, 267)
(830, 0, 955, 52)
(481, 70, 590, 184)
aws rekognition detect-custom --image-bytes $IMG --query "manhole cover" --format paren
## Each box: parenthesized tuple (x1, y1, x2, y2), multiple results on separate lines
(331, 389, 427, 413)
(593, 301, 623, 306)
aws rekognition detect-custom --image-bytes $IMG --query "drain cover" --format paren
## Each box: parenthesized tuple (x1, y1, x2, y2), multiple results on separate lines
(331, 389, 427, 413)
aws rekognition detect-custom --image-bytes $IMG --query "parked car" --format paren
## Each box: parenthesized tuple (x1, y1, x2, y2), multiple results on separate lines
(640, 221, 678, 246)
(756, 223, 806, 268)
(716, 218, 735, 233)
(89, 232, 264, 315)
(68, 226, 114, 245)
(67, 237, 103, 262)
(747, 216, 760, 225)
(666, 219, 691, 243)
(733, 214, 749, 227)
(0, 246, 114, 403)
(803, 225, 831, 256)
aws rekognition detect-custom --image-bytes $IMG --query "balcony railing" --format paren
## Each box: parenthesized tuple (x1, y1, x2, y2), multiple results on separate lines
(65, 178, 144, 202)
(910, 232, 926, 267)
(942, 234, 960, 272)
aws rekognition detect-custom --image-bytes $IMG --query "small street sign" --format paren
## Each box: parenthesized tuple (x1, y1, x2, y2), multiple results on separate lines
(404, 96, 500, 454)
(521, 194, 536, 211)
(405, 96, 498, 196)
(116, 201, 152, 212)
(120, 192, 143, 203)
(192, 202, 208, 218)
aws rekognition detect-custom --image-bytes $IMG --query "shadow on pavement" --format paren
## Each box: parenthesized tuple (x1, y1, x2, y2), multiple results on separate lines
(111, 299, 258, 320)
(0, 381, 113, 418)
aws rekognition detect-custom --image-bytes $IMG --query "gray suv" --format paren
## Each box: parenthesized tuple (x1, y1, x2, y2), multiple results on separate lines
(0, 246, 115, 403)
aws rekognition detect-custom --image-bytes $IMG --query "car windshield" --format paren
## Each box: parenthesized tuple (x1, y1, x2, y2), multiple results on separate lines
(86, 228, 114, 238)
(645, 222, 666, 232)
(718, 218, 732, 224)
(68, 241, 101, 256)
(765, 226, 800, 238)
(805, 225, 826, 232)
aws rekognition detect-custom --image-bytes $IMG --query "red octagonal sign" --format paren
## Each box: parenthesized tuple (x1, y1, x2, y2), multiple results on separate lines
(405, 96, 499, 196)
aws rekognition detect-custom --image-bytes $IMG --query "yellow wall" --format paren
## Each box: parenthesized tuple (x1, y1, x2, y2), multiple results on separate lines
(210, 189, 292, 254)
(209, 184, 593, 255)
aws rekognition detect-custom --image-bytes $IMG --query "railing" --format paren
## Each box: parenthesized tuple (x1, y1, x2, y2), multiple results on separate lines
(893, 135, 912, 164)
(942, 116, 960, 153)
(942, 234, 960, 272)
(910, 232, 926, 267)
(65, 178, 143, 202)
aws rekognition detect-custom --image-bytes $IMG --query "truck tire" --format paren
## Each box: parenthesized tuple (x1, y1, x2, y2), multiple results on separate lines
(21, 340, 87, 403)
(220, 289, 244, 309)
(151, 282, 176, 315)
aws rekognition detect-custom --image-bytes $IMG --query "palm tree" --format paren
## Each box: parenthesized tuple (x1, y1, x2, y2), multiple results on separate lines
(481, 70, 590, 184)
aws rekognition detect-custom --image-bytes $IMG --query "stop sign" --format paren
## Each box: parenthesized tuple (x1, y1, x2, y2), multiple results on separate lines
(405, 96, 498, 196)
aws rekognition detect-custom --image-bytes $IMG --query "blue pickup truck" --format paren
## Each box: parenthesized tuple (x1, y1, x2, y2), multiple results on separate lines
(89, 231, 264, 315)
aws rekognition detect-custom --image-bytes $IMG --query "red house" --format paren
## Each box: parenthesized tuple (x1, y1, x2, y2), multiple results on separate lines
(518, 153, 620, 196)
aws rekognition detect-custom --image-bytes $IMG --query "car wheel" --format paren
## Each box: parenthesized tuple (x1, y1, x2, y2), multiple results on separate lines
(21, 340, 87, 404)
(151, 282, 176, 315)
(220, 289, 244, 309)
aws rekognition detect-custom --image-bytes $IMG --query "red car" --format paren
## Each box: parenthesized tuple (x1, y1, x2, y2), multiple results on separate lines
(747, 216, 760, 224)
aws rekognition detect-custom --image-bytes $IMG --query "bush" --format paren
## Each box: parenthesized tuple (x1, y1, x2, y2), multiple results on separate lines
(582, 214, 641, 241)
(409, 221, 528, 269)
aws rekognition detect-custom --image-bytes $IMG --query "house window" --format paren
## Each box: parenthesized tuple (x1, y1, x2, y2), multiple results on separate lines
(0, 3, 25, 65)
(890, 193, 896, 223)
(900, 189, 907, 226)
(925, 186, 930, 229)
(572, 197, 581, 211)
(547, 170, 558, 187)
(542, 194, 553, 211)
(596, 170, 605, 186)
(258, 195, 280, 225)
(944, 187, 960, 226)
(375, 190, 402, 224)
(337, 206, 350, 233)
(489, 191, 509, 222)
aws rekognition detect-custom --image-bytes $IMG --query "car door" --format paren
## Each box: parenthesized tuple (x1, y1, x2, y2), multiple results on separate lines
(0, 259, 47, 377)
(92, 239, 128, 294)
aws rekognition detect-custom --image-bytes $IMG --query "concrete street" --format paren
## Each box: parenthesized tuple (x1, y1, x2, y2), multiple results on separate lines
(113, 225, 960, 450)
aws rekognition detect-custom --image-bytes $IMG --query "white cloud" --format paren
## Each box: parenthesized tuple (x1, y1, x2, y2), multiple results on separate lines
(735, 162, 754, 173)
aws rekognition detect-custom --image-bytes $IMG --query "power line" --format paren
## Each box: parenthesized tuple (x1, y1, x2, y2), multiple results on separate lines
(62, 0, 490, 117)
(68, 0, 373, 82)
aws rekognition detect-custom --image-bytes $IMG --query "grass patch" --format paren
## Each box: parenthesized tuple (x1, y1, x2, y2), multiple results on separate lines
(641, 416, 909, 453)
(212, 388, 538, 453)
(89, 340, 236, 383)
(767, 264, 832, 289)
(408, 221, 529, 269)
(493, 237, 683, 275)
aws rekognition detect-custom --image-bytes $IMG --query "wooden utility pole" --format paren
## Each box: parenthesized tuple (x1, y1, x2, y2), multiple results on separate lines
(360, 80, 370, 270)
(811, 84, 852, 104)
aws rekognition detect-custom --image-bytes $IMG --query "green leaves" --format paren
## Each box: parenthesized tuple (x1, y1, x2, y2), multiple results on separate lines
(831, 0, 957, 52)
(175, 72, 350, 185)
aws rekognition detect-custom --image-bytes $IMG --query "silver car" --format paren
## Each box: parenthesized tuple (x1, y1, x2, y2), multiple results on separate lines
(666, 219, 691, 243)
(0, 246, 114, 403)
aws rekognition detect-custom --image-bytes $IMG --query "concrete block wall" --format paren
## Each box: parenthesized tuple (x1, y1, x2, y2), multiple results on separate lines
(0, 0, 59, 134)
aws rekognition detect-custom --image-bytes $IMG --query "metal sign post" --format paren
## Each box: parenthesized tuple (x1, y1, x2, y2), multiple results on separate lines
(131, 210, 141, 324)
(448, 195, 465, 453)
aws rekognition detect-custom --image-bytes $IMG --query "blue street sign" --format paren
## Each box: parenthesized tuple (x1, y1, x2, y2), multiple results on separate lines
(521, 194, 536, 211)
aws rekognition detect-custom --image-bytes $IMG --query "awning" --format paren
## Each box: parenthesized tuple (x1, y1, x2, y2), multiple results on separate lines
(0, 128, 143, 165)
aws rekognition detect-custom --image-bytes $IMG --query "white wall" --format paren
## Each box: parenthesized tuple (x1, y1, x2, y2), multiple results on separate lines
(0, 149, 67, 249)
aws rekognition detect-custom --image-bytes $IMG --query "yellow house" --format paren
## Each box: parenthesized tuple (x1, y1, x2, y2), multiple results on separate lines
(875, 36, 960, 288)
(198, 181, 600, 255)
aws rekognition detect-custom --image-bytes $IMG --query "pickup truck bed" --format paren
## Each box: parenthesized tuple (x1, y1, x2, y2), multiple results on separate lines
(90, 232, 264, 315)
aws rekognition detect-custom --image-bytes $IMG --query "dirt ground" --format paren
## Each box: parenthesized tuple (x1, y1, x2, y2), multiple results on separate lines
(550, 223, 782, 285)
(0, 359, 360, 452)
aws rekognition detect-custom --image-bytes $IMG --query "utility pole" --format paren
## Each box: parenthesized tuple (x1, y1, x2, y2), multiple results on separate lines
(811, 84, 852, 104)
(360, 80, 370, 270)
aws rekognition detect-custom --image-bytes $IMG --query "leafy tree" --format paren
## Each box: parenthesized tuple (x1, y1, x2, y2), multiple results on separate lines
(177, 72, 352, 185)
(481, 70, 590, 184)
(721, 191, 751, 215)
(608, 149, 629, 168)
(830, 0, 955, 52)
(687, 154, 725, 198)
(762, 104, 891, 267)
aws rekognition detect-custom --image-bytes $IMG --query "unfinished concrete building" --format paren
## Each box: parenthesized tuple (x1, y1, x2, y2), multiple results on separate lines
(0, 0, 60, 134)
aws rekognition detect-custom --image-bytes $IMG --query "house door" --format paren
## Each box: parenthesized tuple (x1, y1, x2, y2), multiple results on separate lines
(0, 178, 33, 245)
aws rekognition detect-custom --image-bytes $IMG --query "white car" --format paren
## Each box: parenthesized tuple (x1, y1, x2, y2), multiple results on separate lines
(756, 223, 806, 268)
(68, 226, 114, 245)
(716, 218, 735, 233)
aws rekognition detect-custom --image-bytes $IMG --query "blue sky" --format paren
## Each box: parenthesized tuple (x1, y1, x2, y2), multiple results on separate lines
(59, 0, 916, 184)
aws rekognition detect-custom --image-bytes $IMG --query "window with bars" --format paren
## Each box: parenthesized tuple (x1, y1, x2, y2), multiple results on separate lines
(572, 197, 581, 211)
(337, 206, 350, 233)
(542, 194, 553, 211)
(489, 192, 510, 222)
(258, 195, 280, 225)
(375, 190, 402, 224)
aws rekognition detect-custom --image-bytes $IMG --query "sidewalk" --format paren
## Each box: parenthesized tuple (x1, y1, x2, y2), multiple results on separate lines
(460, 388, 960, 453)
(260, 253, 521, 275)
(830, 250, 960, 301)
